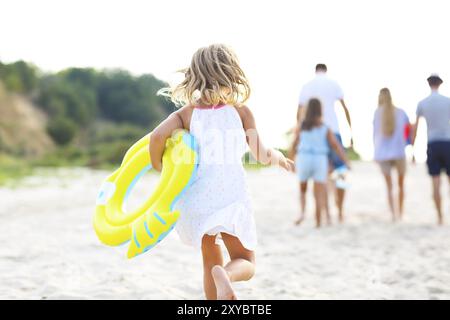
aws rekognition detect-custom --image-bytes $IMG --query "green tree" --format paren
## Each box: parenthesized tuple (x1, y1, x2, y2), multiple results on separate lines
(0, 60, 38, 93)
(47, 117, 77, 145)
(37, 76, 96, 125)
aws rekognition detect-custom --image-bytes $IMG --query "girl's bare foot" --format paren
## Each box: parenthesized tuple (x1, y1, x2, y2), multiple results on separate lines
(294, 215, 305, 225)
(211, 265, 237, 300)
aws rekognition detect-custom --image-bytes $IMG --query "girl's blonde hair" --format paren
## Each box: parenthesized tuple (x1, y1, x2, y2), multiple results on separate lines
(378, 88, 396, 136)
(159, 44, 251, 107)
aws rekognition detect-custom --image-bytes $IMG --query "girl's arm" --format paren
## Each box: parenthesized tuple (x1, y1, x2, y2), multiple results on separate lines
(326, 128, 351, 169)
(288, 123, 301, 160)
(237, 106, 295, 172)
(149, 111, 184, 172)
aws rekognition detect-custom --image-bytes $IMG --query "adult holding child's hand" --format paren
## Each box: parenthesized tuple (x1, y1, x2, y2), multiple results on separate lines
(296, 64, 353, 223)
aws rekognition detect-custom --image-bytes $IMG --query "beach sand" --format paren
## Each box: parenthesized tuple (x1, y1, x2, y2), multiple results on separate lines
(0, 162, 449, 300)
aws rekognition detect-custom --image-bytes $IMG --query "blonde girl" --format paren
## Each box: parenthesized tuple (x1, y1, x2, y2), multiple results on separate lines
(373, 88, 410, 221)
(150, 44, 294, 300)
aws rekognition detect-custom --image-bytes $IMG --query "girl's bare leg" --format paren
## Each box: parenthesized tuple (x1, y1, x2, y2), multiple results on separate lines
(335, 187, 345, 223)
(211, 233, 255, 300)
(324, 184, 331, 225)
(295, 182, 308, 225)
(324, 179, 335, 225)
(382, 173, 396, 221)
(314, 182, 326, 228)
(322, 184, 330, 224)
(398, 173, 405, 219)
(201, 235, 224, 300)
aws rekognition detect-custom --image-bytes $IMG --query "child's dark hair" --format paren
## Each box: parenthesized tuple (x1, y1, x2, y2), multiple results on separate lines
(315, 64, 327, 72)
(301, 98, 322, 131)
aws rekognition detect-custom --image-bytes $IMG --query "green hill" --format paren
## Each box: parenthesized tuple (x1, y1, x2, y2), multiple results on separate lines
(0, 61, 175, 168)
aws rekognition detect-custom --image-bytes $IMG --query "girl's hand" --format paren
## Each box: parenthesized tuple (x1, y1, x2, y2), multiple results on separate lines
(272, 149, 295, 172)
(281, 157, 296, 172)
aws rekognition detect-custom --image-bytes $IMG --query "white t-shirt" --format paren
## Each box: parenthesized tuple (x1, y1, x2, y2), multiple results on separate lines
(298, 73, 344, 133)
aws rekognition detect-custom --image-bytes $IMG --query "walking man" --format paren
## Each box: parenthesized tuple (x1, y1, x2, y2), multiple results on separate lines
(412, 74, 450, 225)
(297, 64, 353, 223)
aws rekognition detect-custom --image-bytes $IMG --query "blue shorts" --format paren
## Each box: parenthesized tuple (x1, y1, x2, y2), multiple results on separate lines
(329, 134, 346, 169)
(427, 141, 450, 176)
(296, 153, 328, 183)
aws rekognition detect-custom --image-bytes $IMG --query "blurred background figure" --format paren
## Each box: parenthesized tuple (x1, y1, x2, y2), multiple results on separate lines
(290, 98, 350, 227)
(412, 74, 450, 225)
(373, 88, 410, 222)
(297, 64, 353, 223)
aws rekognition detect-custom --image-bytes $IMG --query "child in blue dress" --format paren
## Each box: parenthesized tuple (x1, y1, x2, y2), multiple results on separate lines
(290, 98, 350, 227)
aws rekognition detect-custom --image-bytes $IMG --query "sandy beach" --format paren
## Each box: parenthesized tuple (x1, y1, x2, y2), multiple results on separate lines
(0, 162, 449, 300)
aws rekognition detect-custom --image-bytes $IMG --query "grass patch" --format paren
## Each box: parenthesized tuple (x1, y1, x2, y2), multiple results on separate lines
(346, 147, 361, 161)
(0, 154, 33, 185)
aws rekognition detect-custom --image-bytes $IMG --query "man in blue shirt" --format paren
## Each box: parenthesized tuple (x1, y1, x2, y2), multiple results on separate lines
(413, 74, 450, 225)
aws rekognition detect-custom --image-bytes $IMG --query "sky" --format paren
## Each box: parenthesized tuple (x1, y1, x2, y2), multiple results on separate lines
(1, 0, 450, 161)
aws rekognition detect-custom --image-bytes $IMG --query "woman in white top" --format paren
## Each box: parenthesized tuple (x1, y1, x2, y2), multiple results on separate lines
(373, 88, 410, 221)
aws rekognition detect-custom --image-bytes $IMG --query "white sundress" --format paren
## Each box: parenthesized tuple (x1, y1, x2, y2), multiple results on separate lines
(174, 104, 257, 251)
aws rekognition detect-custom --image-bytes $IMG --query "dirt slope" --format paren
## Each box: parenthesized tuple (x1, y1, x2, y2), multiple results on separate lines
(0, 83, 54, 157)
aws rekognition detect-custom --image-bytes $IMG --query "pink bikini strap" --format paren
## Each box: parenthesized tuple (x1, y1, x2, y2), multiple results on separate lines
(193, 104, 227, 110)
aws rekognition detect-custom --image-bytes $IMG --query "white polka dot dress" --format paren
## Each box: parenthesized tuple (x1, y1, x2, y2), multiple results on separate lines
(174, 105, 257, 251)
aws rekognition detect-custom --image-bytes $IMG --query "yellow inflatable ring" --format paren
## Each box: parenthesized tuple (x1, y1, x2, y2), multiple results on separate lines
(93, 130, 198, 258)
